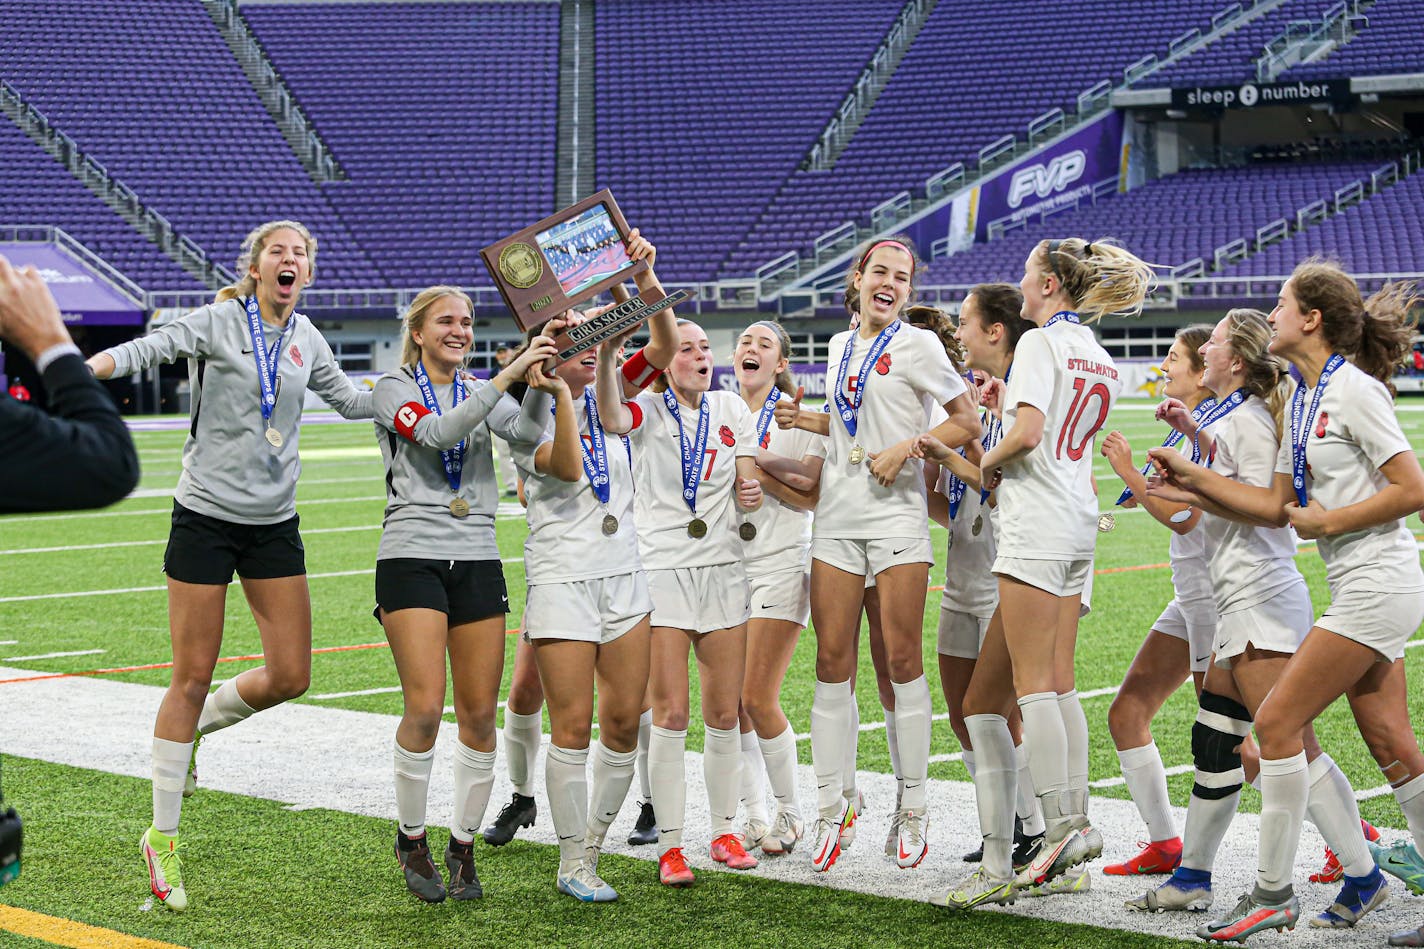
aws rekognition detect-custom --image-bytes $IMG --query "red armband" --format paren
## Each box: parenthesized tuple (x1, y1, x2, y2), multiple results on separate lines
(621, 347, 662, 391)
(627, 400, 645, 431)
(393, 401, 430, 441)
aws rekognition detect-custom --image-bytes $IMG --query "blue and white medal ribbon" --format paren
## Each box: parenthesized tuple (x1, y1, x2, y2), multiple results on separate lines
(244, 296, 291, 448)
(663, 388, 710, 537)
(833, 321, 900, 463)
(413, 360, 467, 514)
(754, 385, 782, 450)
(1045, 310, 1081, 328)
(574, 395, 621, 535)
(1114, 395, 1225, 506)
(1289, 353, 1345, 506)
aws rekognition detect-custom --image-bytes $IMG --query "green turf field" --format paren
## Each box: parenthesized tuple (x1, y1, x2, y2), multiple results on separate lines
(1, 402, 1421, 948)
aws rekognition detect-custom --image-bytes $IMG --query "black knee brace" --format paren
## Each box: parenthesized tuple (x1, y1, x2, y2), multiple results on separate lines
(1191, 691, 1251, 801)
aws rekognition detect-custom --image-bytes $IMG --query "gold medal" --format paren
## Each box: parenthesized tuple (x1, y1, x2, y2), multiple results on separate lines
(739, 522, 757, 541)
(687, 518, 708, 539)
(264, 427, 283, 449)
(449, 497, 470, 518)
(1097, 512, 1116, 533)
(972, 515, 983, 536)
(848, 444, 865, 465)
(602, 513, 619, 536)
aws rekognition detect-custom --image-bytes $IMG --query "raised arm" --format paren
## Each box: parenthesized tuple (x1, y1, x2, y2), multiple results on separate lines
(528, 362, 583, 483)
(772, 385, 830, 436)
(595, 333, 635, 434)
(89, 305, 219, 379)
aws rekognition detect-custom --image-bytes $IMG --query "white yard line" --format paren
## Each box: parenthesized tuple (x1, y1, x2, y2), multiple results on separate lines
(311, 686, 402, 701)
(2, 648, 105, 662)
(1, 666, 1411, 947)
(1091, 763, 1195, 789)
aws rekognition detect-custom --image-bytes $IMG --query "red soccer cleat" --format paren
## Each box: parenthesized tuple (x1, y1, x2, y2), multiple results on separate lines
(1104, 837, 1183, 876)
(658, 847, 695, 887)
(1311, 819, 1381, 884)
(710, 833, 759, 870)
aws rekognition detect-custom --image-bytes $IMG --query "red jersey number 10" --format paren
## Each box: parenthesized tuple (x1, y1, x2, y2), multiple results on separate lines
(1056, 378, 1111, 461)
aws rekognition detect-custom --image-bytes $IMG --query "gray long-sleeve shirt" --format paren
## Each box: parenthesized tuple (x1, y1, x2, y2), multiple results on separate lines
(372, 365, 549, 561)
(102, 298, 372, 524)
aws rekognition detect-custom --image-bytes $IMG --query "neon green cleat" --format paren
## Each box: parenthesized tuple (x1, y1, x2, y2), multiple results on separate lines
(140, 826, 187, 912)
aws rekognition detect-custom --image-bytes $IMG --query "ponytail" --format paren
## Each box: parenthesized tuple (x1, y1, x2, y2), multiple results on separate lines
(1035, 237, 1156, 322)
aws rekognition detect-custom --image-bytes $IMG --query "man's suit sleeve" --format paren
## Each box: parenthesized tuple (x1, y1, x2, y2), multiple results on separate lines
(0, 354, 140, 512)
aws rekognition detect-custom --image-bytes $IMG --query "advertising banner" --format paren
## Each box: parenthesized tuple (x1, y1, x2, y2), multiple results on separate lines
(1170, 78, 1352, 111)
(0, 242, 143, 325)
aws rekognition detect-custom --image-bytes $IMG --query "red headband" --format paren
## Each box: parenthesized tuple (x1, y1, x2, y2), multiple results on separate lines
(857, 240, 915, 278)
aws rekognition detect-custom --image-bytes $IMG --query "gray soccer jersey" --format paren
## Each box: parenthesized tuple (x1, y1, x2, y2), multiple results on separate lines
(102, 298, 371, 524)
(373, 366, 549, 561)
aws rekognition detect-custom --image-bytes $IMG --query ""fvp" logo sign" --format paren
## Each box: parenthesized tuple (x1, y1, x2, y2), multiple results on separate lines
(1007, 150, 1087, 208)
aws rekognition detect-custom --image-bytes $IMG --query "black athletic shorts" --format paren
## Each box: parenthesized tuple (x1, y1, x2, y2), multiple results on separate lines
(163, 501, 306, 585)
(374, 558, 509, 626)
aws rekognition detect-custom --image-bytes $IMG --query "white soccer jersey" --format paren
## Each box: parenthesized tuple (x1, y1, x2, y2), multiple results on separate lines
(1167, 521, 1214, 606)
(815, 324, 966, 540)
(995, 321, 1124, 561)
(626, 389, 757, 569)
(1202, 395, 1302, 614)
(938, 467, 998, 618)
(1273, 361, 1424, 594)
(741, 418, 820, 575)
(514, 390, 641, 585)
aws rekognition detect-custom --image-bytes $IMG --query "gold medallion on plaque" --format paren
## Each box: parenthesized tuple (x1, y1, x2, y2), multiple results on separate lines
(498, 242, 543, 289)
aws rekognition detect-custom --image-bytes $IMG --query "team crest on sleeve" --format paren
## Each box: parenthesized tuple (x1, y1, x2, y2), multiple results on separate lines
(719, 425, 736, 447)
(874, 352, 892, 375)
(289, 344, 303, 368)
(1315, 411, 1329, 439)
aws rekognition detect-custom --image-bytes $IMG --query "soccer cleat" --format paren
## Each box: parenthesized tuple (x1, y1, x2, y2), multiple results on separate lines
(1311, 818, 1379, 884)
(182, 735, 202, 798)
(1015, 824, 1088, 887)
(1126, 870, 1214, 913)
(1020, 865, 1091, 898)
(1310, 868, 1390, 928)
(443, 840, 483, 900)
(1196, 892, 1299, 942)
(658, 847, 695, 887)
(760, 810, 803, 856)
(1013, 829, 1045, 874)
(1079, 822, 1104, 861)
(711, 833, 759, 870)
(1372, 839, 1424, 895)
(895, 810, 929, 869)
(394, 833, 446, 903)
(557, 862, 618, 902)
(931, 866, 1016, 910)
(1104, 837, 1183, 876)
(811, 801, 854, 873)
(741, 817, 770, 851)
(140, 826, 187, 912)
(482, 792, 536, 846)
(626, 801, 658, 846)
(839, 788, 864, 849)
(1389, 923, 1424, 947)
(962, 841, 984, 862)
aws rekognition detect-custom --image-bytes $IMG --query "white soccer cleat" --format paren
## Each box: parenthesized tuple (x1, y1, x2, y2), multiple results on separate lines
(895, 810, 929, 869)
(760, 810, 803, 856)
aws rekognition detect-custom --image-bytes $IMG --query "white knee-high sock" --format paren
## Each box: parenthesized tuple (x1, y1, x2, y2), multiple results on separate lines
(704, 725, 742, 838)
(649, 725, 687, 855)
(883, 703, 903, 792)
(635, 709, 653, 804)
(450, 740, 495, 844)
(393, 741, 435, 839)
(151, 737, 191, 834)
(545, 743, 589, 871)
(739, 729, 768, 824)
(963, 748, 977, 780)
(197, 678, 256, 736)
(1016, 740, 1045, 836)
(1018, 691, 1070, 832)
(1394, 772, 1424, 847)
(503, 709, 542, 798)
(587, 742, 637, 848)
(1306, 753, 1373, 879)
(1058, 690, 1090, 808)
(1257, 751, 1309, 894)
(1118, 742, 1177, 843)
(966, 714, 1017, 880)
(842, 690, 860, 797)
(811, 679, 852, 818)
(891, 676, 932, 813)
(759, 726, 800, 820)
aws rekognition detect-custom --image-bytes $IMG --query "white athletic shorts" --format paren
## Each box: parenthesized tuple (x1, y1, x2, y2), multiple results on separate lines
(1316, 584, 1424, 662)
(524, 571, 651, 645)
(812, 536, 934, 580)
(1214, 579, 1312, 669)
(646, 562, 751, 634)
(1153, 596, 1218, 674)
(748, 565, 810, 626)
(1080, 566, 1094, 618)
(992, 556, 1092, 599)
(936, 608, 991, 660)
